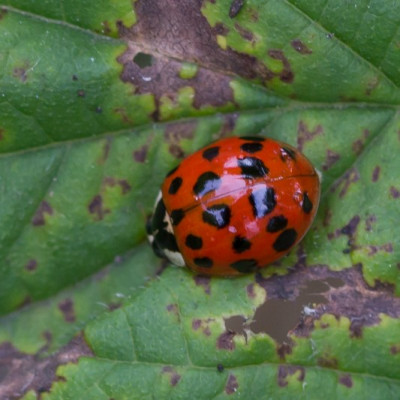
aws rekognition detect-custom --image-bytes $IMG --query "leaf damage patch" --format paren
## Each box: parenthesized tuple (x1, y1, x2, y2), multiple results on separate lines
(253, 264, 400, 345)
(32, 201, 54, 226)
(0, 335, 92, 399)
(277, 365, 305, 387)
(225, 373, 239, 394)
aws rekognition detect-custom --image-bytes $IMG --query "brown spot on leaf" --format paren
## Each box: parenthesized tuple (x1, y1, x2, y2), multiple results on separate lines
(268, 49, 294, 83)
(277, 342, 293, 360)
(390, 345, 400, 354)
(25, 259, 38, 271)
(77, 89, 85, 97)
(365, 214, 376, 231)
(318, 356, 338, 368)
(217, 331, 235, 350)
(390, 186, 400, 198)
(13, 66, 28, 82)
(32, 201, 53, 226)
(133, 144, 148, 162)
(229, 0, 244, 18)
(234, 23, 254, 41)
(114, 107, 134, 124)
(352, 129, 369, 155)
(103, 177, 132, 194)
(108, 302, 122, 311)
(0, 335, 92, 399)
(88, 195, 110, 220)
(72, 74, 78, 81)
(225, 374, 239, 394)
(330, 167, 360, 198)
(219, 113, 238, 138)
(246, 283, 255, 298)
(372, 166, 380, 182)
(166, 303, 178, 313)
(58, 299, 76, 322)
(0, 7, 7, 20)
(213, 22, 229, 36)
(339, 373, 353, 388)
(98, 137, 112, 164)
(297, 121, 323, 152)
(162, 366, 181, 386)
(291, 39, 312, 54)
(192, 319, 202, 330)
(322, 149, 340, 171)
(278, 365, 305, 387)
(364, 242, 393, 256)
(194, 275, 211, 294)
(323, 208, 332, 227)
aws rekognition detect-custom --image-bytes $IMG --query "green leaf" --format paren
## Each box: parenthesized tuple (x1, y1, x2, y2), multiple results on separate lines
(0, 1, 399, 399)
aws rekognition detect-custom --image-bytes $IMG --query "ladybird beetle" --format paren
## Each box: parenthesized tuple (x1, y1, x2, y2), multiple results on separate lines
(147, 136, 320, 276)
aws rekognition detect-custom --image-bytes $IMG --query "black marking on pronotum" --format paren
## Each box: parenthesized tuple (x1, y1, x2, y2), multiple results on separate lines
(185, 234, 203, 250)
(267, 215, 288, 233)
(302, 192, 313, 214)
(193, 171, 221, 197)
(202, 204, 231, 229)
(280, 147, 297, 161)
(202, 146, 220, 161)
(273, 229, 298, 252)
(230, 259, 258, 273)
(151, 198, 168, 231)
(154, 229, 179, 252)
(249, 187, 276, 218)
(240, 136, 265, 141)
(168, 177, 183, 194)
(238, 157, 269, 178)
(240, 142, 263, 154)
(232, 236, 252, 253)
(170, 209, 185, 226)
(194, 257, 213, 268)
(166, 165, 179, 177)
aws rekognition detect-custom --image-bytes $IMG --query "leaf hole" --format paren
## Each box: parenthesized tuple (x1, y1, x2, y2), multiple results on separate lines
(133, 52, 153, 68)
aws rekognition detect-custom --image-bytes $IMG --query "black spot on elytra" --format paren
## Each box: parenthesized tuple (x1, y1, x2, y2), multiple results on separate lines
(273, 229, 297, 252)
(185, 234, 203, 250)
(238, 157, 269, 178)
(267, 215, 288, 233)
(280, 147, 297, 161)
(240, 136, 265, 141)
(155, 229, 180, 252)
(230, 259, 258, 273)
(166, 166, 179, 177)
(194, 257, 213, 268)
(168, 177, 183, 194)
(302, 192, 313, 214)
(202, 204, 231, 228)
(202, 146, 220, 161)
(232, 236, 252, 253)
(170, 209, 185, 226)
(193, 171, 221, 197)
(249, 187, 276, 218)
(240, 142, 263, 154)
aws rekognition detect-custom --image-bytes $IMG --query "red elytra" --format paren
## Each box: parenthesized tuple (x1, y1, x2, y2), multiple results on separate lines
(148, 136, 320, 276)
